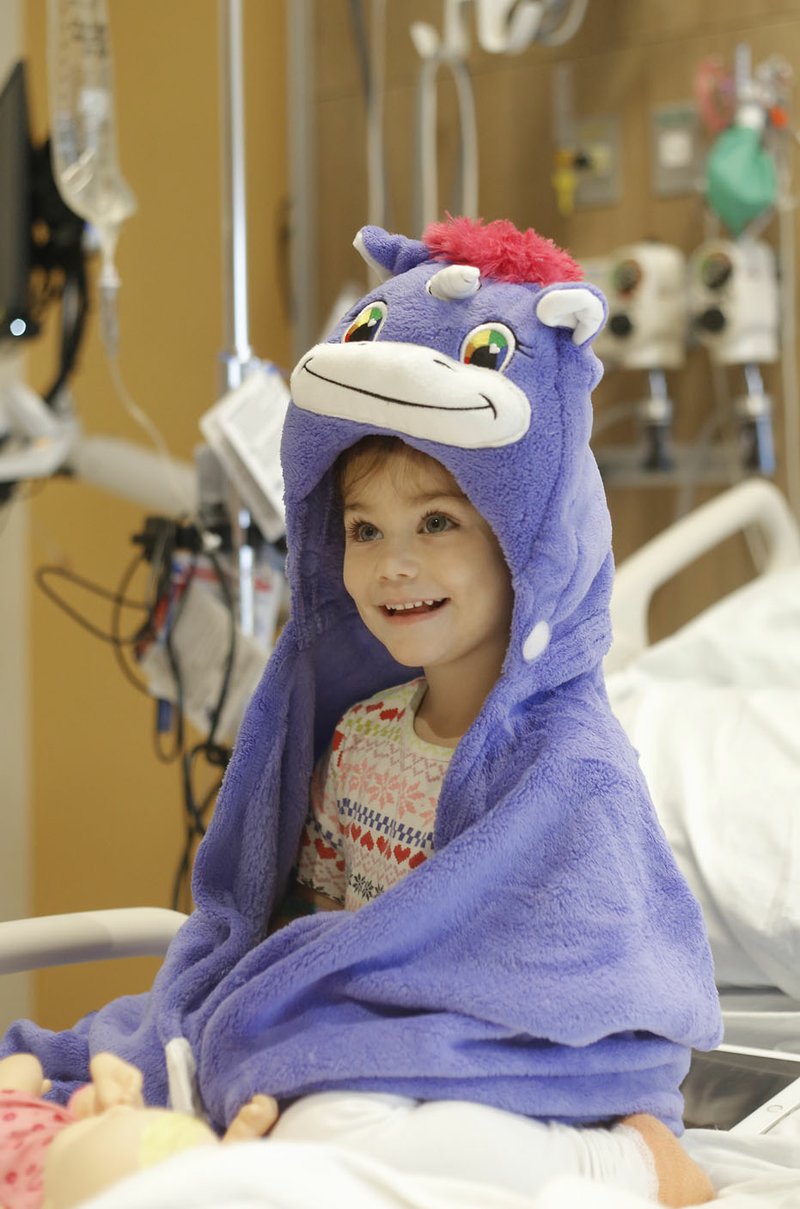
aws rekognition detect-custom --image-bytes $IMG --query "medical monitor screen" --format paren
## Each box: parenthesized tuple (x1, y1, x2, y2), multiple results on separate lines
(0, 61, 37, 342)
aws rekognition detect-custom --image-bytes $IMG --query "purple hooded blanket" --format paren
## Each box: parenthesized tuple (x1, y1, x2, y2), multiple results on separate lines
(2, 219, 721, 1135)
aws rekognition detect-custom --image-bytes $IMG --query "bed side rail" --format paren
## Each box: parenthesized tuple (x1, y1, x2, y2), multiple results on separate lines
(608, 480, 800, 672)
(0, 908, 188, 974)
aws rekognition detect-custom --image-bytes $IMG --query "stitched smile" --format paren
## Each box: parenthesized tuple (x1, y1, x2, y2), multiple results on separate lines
(301, 361, 498, 418)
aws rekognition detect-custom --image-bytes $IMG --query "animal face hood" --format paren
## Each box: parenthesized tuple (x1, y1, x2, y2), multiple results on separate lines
(284, 218, 611, 702)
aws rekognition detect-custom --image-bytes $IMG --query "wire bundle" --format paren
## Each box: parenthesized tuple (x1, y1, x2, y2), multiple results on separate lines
(35, 517, 237, 912)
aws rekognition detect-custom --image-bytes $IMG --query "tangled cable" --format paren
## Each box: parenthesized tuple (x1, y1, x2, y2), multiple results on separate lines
(35, 517, 237, 912)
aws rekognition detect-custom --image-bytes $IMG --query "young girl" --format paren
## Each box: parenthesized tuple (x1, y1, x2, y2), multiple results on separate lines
(0, 219, 722, 1204)
(271, 433, 713, 1206)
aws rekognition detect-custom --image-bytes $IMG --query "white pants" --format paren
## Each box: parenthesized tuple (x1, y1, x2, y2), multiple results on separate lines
(271, 1092, 659, 1202)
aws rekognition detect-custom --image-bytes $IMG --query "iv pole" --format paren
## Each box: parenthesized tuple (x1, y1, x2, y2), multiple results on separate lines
(219, 0, 252, 392)
(218, 0, 256, 636)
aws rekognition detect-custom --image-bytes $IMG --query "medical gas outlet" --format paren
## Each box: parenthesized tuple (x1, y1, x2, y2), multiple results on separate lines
(591, 243, 688, 474)
(688, 239, 779, 367)
(688, 239, 779, 476)
(598, 243, 688, 371)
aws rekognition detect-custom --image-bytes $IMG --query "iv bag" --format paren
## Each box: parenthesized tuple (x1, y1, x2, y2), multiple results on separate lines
(47, 0, 136, 267)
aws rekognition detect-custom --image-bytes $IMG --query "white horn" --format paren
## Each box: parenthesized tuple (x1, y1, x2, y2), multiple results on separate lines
(427, 264, 481, 301)
(535, 287, 606, 346)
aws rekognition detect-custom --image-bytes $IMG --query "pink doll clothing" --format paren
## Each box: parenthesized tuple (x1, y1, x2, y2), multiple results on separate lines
(0, 1090, 75, 1209)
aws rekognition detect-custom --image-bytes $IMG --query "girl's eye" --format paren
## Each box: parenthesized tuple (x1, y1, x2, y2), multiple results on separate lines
(343, 301, 387, 343)
(347, 520, 381, 542)
(421, 512, 454, 534)
(459, 322, 516, 372)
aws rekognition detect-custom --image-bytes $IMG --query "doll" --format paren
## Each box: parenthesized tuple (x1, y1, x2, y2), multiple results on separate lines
(0, 1052, 276, 1209)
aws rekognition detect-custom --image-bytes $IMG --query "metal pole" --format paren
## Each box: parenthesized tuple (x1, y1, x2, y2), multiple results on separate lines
(218, 0, 254, 634)
(219, 0, 253, 388)
(288, 0, 315, 361)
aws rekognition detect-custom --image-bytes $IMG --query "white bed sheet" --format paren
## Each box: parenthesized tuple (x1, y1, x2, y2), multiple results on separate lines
(77, 1122, 800, 1209)
(607, 565, 800, 1000)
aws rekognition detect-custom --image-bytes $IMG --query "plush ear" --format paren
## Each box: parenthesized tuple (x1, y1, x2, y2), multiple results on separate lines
(535, 285, 607, 347)
(354, 226, 432, 282)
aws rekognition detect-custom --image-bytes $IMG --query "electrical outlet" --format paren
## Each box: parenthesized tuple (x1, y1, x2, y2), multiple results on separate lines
(573, 115, 621, 208)
(651, 103, 703, 197)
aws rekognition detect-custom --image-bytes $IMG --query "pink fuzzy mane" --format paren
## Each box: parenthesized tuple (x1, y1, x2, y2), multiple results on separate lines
(423, 216, 582, 286)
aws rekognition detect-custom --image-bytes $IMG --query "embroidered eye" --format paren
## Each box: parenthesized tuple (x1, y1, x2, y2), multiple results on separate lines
(343, 301, 388, 343)
(459, 322, 516, 372)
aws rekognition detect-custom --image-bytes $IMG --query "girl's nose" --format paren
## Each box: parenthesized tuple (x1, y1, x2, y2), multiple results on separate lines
(376, 541, 418, 581)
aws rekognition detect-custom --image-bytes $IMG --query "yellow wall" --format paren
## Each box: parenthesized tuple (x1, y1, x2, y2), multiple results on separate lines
(24, 0, 289, 1029)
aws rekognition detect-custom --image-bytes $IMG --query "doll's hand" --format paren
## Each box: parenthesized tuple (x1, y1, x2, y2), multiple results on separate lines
(70, 1053, 144, 1119)
(0, 1054, 48, 1097)
(222, 1094, 280, 1143)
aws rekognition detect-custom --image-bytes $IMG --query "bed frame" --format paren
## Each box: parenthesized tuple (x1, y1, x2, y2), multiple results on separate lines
(0, 906, 187, 976)
(607, 478, 800, 674)
(606, 478, 800, 1056)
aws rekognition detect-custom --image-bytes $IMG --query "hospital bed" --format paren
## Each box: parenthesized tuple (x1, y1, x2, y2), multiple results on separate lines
(2, 479, 800, 1205)
(606, 478, 800, 1057)
(1, 923, 799, 1207)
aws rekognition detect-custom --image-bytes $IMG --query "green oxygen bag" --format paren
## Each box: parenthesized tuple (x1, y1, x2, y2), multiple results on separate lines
(706, 123, 777, 236)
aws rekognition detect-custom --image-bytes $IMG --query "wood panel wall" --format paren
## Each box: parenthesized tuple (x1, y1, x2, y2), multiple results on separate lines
(23, 0, 290, 1030)
(311, 0, 800, 633)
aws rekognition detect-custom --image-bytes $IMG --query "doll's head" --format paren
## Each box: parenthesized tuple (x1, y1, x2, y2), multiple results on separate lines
(335, 435, 513, 686)
(42, 1105, 217, 1209)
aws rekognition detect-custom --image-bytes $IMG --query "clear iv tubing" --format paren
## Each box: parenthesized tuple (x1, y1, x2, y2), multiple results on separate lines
(99, 251, 194, 523)
(100, 275, 209, 530)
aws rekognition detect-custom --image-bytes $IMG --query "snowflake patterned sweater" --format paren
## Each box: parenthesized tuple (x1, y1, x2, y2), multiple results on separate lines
(1, 218, 721, 1135)
(297, 679, 449, 908)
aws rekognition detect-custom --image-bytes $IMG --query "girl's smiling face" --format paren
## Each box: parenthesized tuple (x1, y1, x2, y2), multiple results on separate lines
(340, 445, 513, 681)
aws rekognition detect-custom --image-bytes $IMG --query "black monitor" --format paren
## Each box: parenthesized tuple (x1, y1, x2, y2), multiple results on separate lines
(0, 60, 39, 342)
(0, 60, 87, 402)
